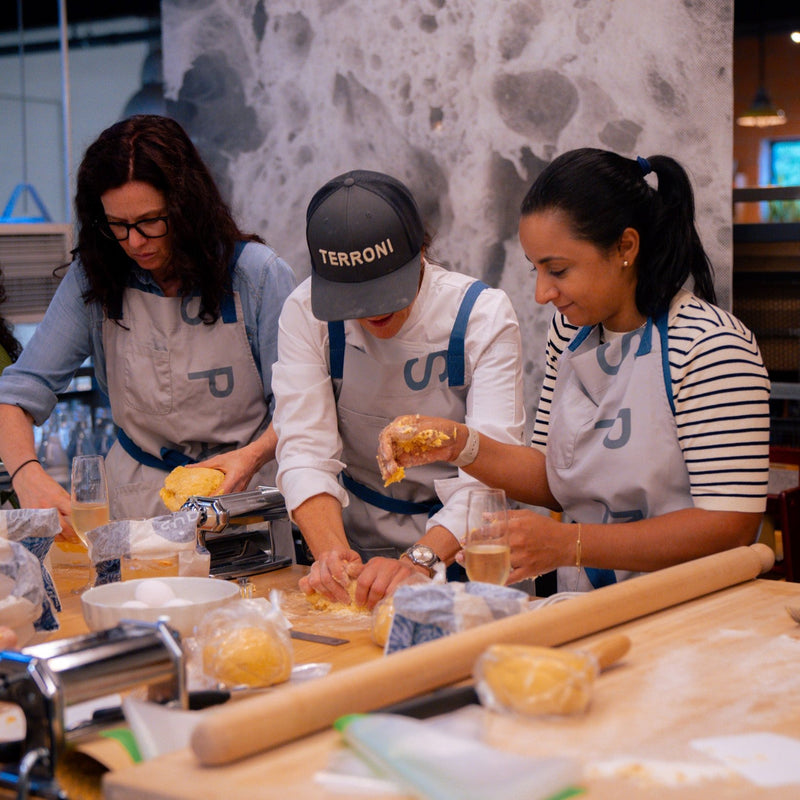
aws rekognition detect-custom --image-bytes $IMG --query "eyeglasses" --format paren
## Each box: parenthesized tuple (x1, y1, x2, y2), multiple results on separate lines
(97, 215, 170, 241)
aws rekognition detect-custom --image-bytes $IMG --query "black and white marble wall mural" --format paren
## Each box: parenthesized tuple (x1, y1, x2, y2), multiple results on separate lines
(161, 0, 733, 424)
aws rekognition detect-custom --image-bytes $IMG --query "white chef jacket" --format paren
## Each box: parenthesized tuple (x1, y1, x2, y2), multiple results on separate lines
(273, 261, 525, 549)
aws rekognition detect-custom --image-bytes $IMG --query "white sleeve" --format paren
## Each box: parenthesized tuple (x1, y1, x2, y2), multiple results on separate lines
(272, 285, 349, 515)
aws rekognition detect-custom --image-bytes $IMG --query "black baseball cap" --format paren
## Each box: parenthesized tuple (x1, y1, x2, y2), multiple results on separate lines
(306, 169, 425, 321)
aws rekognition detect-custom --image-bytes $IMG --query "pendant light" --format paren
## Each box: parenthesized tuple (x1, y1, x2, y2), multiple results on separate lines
(736, 31, 787, 127)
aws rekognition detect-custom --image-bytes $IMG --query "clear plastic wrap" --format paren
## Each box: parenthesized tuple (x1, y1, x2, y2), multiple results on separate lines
(473, 643, 598, 717)
(196, 594, 293, 689)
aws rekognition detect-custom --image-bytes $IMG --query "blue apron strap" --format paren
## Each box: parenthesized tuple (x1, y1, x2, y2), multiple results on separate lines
(219, 241, 247, 324)
(341, 472, 442, 517)
(328, 320, 346, 380)
(116, 428, 194, 472)
(568, 324, 594, 352)
(655, 311, 674, 415)
(585, 567, 618, 589)
(446, 281, 488, 387)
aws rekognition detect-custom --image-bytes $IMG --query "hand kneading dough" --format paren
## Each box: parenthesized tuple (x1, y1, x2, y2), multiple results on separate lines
(159, 465, 225, 511)
(203, 626, 292, 688)
(305, 581, 369, 614)
(474, 643, 597, 716)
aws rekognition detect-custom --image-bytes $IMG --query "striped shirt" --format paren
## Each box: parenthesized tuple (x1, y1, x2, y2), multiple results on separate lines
(531, 289, 771, 513)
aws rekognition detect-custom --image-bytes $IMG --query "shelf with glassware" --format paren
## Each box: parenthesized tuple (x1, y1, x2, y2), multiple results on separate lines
(34, 364, 117, 492)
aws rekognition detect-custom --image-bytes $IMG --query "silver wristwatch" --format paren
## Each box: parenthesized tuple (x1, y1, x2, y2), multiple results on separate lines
(403, 543, 441, 572)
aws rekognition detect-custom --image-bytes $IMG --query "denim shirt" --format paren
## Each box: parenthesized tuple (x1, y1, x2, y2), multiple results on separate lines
(0, 242, 296, 426)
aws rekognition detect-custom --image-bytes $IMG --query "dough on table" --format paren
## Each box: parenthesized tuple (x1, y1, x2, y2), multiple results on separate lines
(474, 643, 597, 716)
(370, 596, 395, 646)
(202, 625, 292, 688)
(305, 580, 369, 614)
(159, 465, 225, 511)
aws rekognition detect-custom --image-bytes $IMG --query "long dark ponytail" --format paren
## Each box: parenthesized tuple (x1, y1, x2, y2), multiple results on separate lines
(520, 148, 715, 316)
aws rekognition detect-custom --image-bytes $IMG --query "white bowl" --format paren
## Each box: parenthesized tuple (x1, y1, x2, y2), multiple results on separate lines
(81, 577, 239, 637)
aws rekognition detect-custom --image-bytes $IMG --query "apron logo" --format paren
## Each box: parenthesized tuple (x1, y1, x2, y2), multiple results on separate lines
(180, 297, 204, 326)
(595, 336, 633, 375)
(594, 407, 631, 448)
(188, 367, 234, 398)
(404, 350, 448, 390)
(599, 500, 645, 524)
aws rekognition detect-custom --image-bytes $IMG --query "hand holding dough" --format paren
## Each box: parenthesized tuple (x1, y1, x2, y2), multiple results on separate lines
(377, 415, 458, 486)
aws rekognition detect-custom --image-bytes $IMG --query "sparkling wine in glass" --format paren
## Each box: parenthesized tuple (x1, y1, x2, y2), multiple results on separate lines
(69, 455, 110, 591)
(464, 488, 510, 585)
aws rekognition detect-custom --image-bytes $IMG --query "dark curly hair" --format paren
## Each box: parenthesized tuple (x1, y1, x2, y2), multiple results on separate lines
(520, 148, 715, 317)
(74, 114, 262, 322)
(0, 267, 22, 363)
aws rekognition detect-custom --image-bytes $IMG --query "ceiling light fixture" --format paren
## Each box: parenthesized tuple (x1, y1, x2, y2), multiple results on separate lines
(736, 32, 787, 128)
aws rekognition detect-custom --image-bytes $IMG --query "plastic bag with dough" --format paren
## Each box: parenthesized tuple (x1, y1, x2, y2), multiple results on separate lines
(198, 596, 292, 688)
(473, 643, 598, 716)
(370, 596, 395, 646)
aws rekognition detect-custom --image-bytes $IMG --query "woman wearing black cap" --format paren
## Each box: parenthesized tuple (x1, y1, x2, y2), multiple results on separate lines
(272, 170, 525, 608)
(379, 148, 770, 593)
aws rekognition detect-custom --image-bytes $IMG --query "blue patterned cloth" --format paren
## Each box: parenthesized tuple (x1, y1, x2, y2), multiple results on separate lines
(385, 581, 529, 654)
(0, 508, 61, 631)
(86, 510, 199, 584)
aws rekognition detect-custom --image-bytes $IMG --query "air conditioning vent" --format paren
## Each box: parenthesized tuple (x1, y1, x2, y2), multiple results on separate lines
(0, 223, 73, 322)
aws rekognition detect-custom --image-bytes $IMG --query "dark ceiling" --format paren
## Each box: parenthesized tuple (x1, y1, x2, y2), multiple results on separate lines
(0, 1, 797, 37)
(0, 2, 161, 33)
(734, 1, 800, 36)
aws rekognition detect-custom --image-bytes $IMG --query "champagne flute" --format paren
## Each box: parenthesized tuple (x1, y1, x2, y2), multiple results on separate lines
(69, 455, 110, 592)
(464, 488, 510, 585)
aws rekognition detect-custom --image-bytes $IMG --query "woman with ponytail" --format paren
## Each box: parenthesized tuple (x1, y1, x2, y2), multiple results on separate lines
(379, 148, 770, 593)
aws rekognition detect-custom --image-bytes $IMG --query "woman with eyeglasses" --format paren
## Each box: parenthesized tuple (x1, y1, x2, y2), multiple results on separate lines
(0, 115, 296, 540)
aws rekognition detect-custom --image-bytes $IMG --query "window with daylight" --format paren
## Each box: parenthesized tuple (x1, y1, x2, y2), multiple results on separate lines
(767, 139, 800, 221)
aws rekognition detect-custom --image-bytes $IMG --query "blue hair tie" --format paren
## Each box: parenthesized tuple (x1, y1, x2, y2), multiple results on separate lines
(637, 156, 652, 176)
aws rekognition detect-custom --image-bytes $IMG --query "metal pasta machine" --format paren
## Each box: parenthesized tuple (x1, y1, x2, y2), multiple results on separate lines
(182, 485, 294, 580)
(0, 620, 185, 799)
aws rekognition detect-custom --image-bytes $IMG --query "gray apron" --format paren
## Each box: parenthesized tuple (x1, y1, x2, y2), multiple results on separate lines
(546, 314, 692, 592)
(101, 269, 289, 556)
(331, 281, 486, 559)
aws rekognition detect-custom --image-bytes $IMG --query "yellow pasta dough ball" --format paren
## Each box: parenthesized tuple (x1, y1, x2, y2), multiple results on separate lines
(370, 597, 395, 647)
(159, 466, 225, 511)
(305, 581, 368, 614)
(203, 626, 292, 688)
(475, 643, 597, 716)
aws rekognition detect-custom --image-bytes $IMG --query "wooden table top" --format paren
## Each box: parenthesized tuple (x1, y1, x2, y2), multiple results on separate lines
(95, 575, 800, 800)
(51, 563, 381, 673)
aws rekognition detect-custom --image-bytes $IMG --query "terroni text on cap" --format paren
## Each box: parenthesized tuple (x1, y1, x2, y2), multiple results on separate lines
(306, 169, 425, 321)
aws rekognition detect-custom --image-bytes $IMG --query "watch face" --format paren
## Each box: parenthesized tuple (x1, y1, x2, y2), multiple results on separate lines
(409, 544, 437, 567)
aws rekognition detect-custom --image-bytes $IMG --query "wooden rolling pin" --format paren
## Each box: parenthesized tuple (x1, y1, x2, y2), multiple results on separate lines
(191, 543, 774, 766)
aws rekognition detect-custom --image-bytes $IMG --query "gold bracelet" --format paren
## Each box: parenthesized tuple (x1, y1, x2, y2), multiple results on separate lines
(575, 523, 582, 570)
